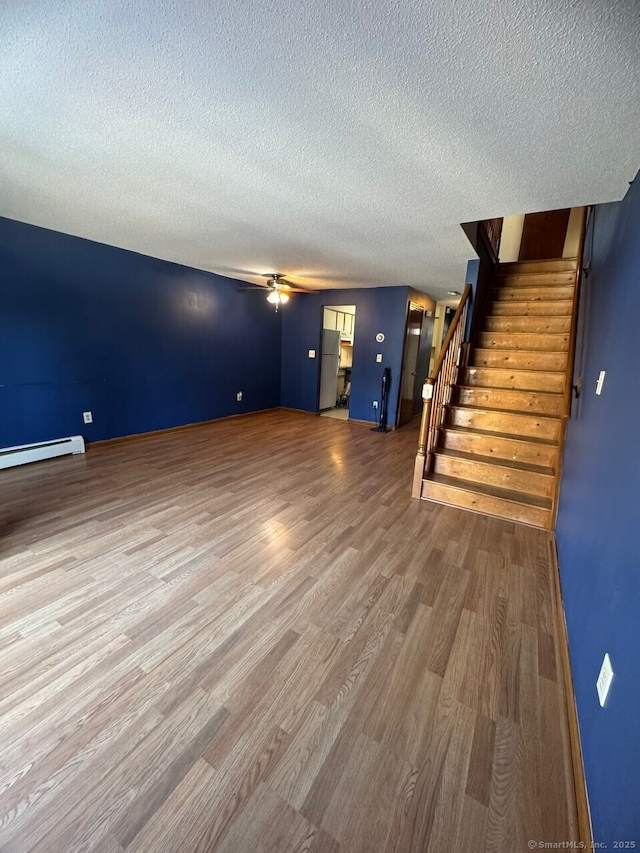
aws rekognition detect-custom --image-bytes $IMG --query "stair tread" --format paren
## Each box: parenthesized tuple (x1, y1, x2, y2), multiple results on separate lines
(493, 279, 575, 286)
(442, 423, 560, 447)
(485, 313, 572, 319)
(458, 384, 563, 398)
(498, 259, 578, 270)
(450, 403, 562, 421)
(465, 365, 566, 375)
(433, 447, 555, 476)
(488, 301, 573, 312)
(480, 330, 569, 336)
(493, 289, 573, 299)
(424, 473, 552, 509)
(495, 271, 575, 276)
(473, 348, 568, 357)
(496, 267, 577, 274)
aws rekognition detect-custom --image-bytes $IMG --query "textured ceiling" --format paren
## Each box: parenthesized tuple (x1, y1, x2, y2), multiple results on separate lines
(1, 1, 639, 297)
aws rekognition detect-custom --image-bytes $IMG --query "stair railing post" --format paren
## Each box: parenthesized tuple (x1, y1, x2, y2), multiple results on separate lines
(412, 378, 435, 498)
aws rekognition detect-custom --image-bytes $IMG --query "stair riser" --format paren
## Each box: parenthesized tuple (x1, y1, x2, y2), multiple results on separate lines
(477, 332, 569, 352)
(440, 429, 560, 468)
(447, 407, 563, 441)
(495, 272, 576, 287)
(498, 260, 578, 275)
(432, 454, 554, 498)
(461, 366, 565, 393)
(493, 286, 574, 302)
(484, 316, 571, 334)
(489, 300, 574, 316)
(454, 387, 565, 417)
(420, 479, 552, 528)
(472, 349, 568, 371)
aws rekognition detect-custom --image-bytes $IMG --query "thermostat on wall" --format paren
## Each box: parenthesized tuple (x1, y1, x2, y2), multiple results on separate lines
(376, 333, 385, 343)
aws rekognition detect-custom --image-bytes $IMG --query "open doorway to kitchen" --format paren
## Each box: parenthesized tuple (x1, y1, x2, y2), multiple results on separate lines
(319, 305, 356, 421)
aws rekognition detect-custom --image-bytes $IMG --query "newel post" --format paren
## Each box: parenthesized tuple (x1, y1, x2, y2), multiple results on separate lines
(412, 378, 434, 499)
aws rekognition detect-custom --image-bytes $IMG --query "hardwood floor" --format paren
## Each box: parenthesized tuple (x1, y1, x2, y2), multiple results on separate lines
(0, 410, 577, 852)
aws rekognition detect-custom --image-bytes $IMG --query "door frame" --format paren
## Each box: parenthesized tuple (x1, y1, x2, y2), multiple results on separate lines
(396, 301, 425, 428)
(316, 304, 357, 415)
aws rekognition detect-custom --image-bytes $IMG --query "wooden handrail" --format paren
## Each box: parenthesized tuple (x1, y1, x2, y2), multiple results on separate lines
(563, 207, 588, 417)
(430, 284, 472, 381)
(413, 283, 472, 498)
(550, 207, 589, 530)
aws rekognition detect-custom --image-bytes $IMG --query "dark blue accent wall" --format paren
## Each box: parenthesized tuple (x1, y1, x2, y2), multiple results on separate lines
(0, 217, 281, 445)
(280, 287, 410, 425)
(556, 176, 640, 845)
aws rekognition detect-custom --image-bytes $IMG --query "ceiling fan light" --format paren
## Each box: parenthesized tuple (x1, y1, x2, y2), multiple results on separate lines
(266, 289, 289, 306)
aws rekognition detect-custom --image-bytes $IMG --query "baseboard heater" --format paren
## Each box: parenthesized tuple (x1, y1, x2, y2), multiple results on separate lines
(0, 435, 86, 470)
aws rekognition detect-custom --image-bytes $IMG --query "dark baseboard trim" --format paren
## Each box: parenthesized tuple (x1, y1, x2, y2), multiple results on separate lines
(278, 407, 319, 416)
(87, 406, 396, 449)
(87, 408, 281, 448)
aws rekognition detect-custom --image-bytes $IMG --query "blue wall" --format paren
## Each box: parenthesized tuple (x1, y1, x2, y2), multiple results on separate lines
(0, 217, 282, 445)
(556, 176, 640, 844)
(280, 287, 410, 425)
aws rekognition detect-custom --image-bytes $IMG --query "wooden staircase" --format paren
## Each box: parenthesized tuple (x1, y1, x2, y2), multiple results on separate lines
(416, 258, 579, 529)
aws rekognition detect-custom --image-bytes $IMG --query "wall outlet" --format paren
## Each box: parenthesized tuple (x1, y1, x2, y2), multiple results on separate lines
(596, 653, 614, 707)
(308, 349, 316, 358)
(596, 370, 606, 395)
(83, 411, 93, 424)
(373, 401, 379, 409)
(236, 391, 243, 402)
(376, 353, 383, 363)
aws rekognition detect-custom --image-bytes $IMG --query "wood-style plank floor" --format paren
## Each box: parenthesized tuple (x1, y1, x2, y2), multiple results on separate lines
(0, 409, 577, 852)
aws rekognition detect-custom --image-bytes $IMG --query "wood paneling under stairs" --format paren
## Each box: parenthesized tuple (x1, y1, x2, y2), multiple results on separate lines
(419, 257, 580, 529)
(0, 410, 578, 851)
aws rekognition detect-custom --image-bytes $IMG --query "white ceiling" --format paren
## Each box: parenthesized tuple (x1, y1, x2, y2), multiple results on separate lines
(1, 1, 639, 298)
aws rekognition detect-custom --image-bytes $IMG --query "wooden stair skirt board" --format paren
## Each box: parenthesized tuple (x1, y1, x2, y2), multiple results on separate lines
(417, 256, 579, 529)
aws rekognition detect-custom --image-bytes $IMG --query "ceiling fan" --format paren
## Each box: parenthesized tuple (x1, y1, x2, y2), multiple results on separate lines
(237, 273, 318, 310)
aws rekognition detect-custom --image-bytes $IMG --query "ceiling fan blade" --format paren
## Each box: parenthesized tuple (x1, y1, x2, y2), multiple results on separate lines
(280, 284, 319, 293)
(215, 265, 265, 277)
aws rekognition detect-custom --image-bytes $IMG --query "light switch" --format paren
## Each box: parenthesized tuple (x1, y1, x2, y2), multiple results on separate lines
(596, 653, 614, 707)
(596, 370, 606, 395)
(376, 353, 383, 363)
(308, 350, 316, 358)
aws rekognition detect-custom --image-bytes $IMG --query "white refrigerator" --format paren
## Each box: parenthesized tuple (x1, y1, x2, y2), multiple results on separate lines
(319, 329, 341, 410)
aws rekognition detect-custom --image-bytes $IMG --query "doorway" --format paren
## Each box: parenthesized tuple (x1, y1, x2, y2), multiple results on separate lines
(319, 305, 356, 421)
(519, 209, 571, 260)
(398, 303, 434, 428)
